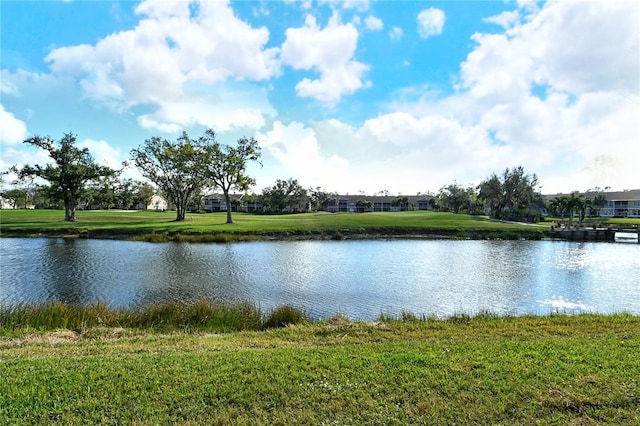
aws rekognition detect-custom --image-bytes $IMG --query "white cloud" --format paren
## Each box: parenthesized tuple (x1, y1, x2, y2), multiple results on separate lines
(525, 1, 639, 95)
(78, 139, 123, 169)
(0, 77, 20, 96)
(483, 10, 520, 29)
(274, 1, 639, 195)
(136, 83, 276, 133)
(389, 26, 403, 40)
(281, 13, 369, 104)
(0, 105, 28, 145)
(417, 8, 445, 39)
(303, 115, 504, 194)
(257, 121, 349, 188)
(382, 0, 640, 193)
(319, 0, 369, 11)
(364, 15, 383, 31)
(43, 0, 280, 132)
(283, 0, 313, 10)
(0, 147, 51, 178)
(463, 1, 639, 99)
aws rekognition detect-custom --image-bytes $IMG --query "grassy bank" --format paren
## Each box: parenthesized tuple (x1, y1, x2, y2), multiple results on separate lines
(0, 209, 552, 241)
(0, 301, 304, 336)
(1, 308, 638, 425)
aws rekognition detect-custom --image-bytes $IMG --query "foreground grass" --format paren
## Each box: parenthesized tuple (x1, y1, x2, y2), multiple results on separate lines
(0, 209, 551, 241)
(1, 311, 638, 425)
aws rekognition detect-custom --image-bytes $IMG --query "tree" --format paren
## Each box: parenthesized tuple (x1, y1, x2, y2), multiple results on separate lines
(436, 183, 474, 214)
(4, 166, 38, 209)
(565, 192, 585, 229)
(115, 178, 136, 210)
(2, 188, 25, 209)
(355, 199, 372, 213)
(477, 166, 541, 222)
(261, 178, 308, 213)
(18, 133, 117, 221)
(131, 132, 210, 221)
(199, 129, 261, 224)
(392, 197, 409, 211)
(87, 175, 120, 210)
(132, 180, 155, 210)
(477, 174, 503, 218)
(308, 187, 338, 211)
(549, 195, 569, 226)
(591, 193, 607, 217)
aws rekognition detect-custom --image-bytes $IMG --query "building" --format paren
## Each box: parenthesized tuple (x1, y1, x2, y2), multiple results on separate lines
(147, 194, 169, 211)
(326, 195, 435, 213)
(596, 190, 640, 218)
(546, 189, 640, 218)
(201, 194, 262, 213)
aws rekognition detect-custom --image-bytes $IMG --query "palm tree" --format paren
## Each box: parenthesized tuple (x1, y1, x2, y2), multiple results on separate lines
(565, 192, 586, 229)
(591, 194, 607, 217)
(550, 196, 569, 227)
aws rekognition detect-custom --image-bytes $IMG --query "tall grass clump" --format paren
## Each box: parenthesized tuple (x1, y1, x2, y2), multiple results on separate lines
(0, 302, 115, 333)
(116, 300, 264, 332)
(0, 300, 265, 335)
(263, 305, 307, 329)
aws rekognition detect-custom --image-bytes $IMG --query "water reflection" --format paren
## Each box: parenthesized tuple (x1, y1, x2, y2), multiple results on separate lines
(1, 238, 639, 320)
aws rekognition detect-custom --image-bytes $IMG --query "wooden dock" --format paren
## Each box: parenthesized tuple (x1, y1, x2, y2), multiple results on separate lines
(547, 227, 640, 243)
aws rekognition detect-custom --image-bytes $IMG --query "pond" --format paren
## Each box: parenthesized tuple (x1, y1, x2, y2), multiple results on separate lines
(1, 238, 639, 320)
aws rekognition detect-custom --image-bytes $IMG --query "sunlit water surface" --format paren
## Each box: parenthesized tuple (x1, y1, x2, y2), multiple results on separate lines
(1, 238, 638, 320)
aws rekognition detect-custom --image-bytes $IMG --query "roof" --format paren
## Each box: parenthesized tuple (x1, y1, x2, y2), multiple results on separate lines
(545, 189, 640, 201)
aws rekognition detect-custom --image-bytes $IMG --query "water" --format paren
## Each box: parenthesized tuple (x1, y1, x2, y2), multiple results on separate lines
(1, 238, 639, 320)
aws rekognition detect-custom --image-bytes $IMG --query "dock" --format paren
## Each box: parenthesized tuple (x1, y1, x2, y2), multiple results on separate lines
(547, 226, 640, 243)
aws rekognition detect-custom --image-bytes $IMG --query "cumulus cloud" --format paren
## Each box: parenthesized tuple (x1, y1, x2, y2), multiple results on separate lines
(44, 0, 279, 132)
(136, 83, 276, 133)
(382, 0, 639, 193)
(389, 26, 403, 40)
(483, 10, 520, 29)
(525, 1, 639, 95)
(257, 121, 349, 188)
(0, 147, 51, 178)
(282, 1, 639, 194)
(417, 8, 445, 39)
(0, 105, 28, 145)
(281, 13, 369, 104)
(78, 139, 123, 169)
(364, 15, 383, 31)
(319, 0, 369, 11)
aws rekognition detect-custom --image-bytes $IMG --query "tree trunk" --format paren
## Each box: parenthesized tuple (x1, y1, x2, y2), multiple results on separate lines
(224, 191, 233, 224)
(175, 203, 186, 221)
(64, 198, 77, 222)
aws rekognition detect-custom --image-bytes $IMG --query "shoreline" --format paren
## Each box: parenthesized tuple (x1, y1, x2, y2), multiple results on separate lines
(0, 227, 549, 242)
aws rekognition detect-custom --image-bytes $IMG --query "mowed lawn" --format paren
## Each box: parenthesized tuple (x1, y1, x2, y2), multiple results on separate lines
(1, 314, 639, 425)
(0, 209, 548, 237)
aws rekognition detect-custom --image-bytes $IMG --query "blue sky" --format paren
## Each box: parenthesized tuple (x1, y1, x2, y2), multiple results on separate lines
(1, 0, 638, 195)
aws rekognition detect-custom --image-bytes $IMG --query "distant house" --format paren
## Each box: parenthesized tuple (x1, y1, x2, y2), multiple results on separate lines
(201, 194, 263, 213)
(147, 194, 169, 211)
(596, 190, 640, 218)
(1, 196, 15, 209)
(546, 189, 640, 219)
(326, 195, 435, 213)
(0, 195, 34, 210)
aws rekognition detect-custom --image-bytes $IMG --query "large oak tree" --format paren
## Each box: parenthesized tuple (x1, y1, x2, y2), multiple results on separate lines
(18, 133, 117, 221)
(199, 129, 261, 224)
(131, 129, 261, 223)
(131, 132, 209, 222)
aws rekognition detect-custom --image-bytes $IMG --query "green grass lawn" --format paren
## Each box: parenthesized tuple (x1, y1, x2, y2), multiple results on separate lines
(1, 314, 638, 425)
(0, 209, 551, 241)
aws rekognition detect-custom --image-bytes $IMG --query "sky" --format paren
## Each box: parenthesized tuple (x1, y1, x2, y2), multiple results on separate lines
(1, 0, 638, 196)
